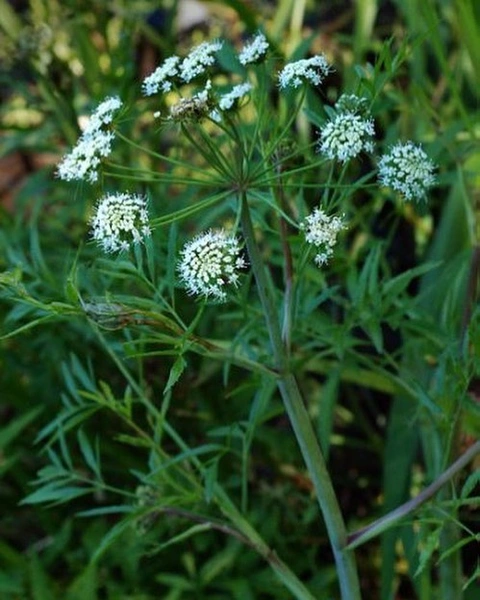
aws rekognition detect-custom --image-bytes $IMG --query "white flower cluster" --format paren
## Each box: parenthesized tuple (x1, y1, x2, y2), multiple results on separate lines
(319, 110, 375, 162)
(179, 40, 223, 82)
(378, 142, 436, 201)
(142, 56, 180, 96)
(278, 55, 331, 88)
(238, 32, 269, 65)
(301, 208, 345, 267)
(218, 83, 252, 111)
(57, 96, 122, 183)
(178, 230, 246, 302)
(142, 41, 223, 96)
(90, 192, 151, 253)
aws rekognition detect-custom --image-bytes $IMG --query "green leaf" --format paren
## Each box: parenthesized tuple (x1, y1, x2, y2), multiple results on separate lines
(77, 430, 102, 481)
(66, 563, 98, 600)
(91, 517, 136, 563)
(77, 505, 133, 518)
(383, 261, 441, 299)
(21, 483, 90, 506)
(380, 396, 419, 598)
(0, 406, 43, 450)
(164, 355, 187, 395)
(28, 554, 53, 600)
(114, 434, 152, 449)
(204, 459, 219, 504)
(0, 0, 22, 39)
(1, 315, 54, 340)
(154, 523, 211, 554)
(199, 542, 240, 585)
(316, 368, 340, 460)
(414, 528, 441, 578)
(460, 469, 480, 499)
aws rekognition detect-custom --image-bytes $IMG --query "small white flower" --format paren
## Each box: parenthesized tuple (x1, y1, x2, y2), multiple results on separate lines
(218, 82, 252, 111)
(57, 96, 122, 183)
(319, 113, 375, 162)
(301, 208, 345, 267)
(179, 40, 223, 82)
(378, 142, 436, 201)
(142, 56, 180, 96)
(90, 192, 151, 253)
(238, 32, 269, 65)
(178, 230, 246, 302)
(278, 55, 331, 89)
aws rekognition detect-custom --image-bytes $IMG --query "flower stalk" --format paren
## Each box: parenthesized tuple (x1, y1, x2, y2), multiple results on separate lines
(239, 192, 361, 600)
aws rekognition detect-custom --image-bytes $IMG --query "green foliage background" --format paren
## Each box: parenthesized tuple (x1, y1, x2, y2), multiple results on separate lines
(0, 1, 479, 599)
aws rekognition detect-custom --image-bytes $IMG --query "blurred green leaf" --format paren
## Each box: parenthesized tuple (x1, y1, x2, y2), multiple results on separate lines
(0, 406, 43, 450)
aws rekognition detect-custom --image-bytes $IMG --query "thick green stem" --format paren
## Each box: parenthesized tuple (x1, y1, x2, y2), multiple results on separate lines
(240, 193, 361, 600)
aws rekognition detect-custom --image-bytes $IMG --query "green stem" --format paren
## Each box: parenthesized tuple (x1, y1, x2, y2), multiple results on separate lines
(156, 505, 317, 599)
(271, 153, 294, 350)
(239, 193, 361, 600)
(214, 489, 317, 600)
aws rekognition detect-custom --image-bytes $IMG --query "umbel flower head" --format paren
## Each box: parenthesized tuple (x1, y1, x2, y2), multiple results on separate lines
(301, 208, 346, 267)
(318, 95, 375, 162)
(57, 96, 122, 183)
(142, 56, 180, 96)
(90, 192, 151, 253)
(238, 32, 269, 65)
(378, 141, 436, 201)
(178, 230, 247, 302)
(278, 55, 331, 89)
(179, 40, 223, 82)
(218, 83, 252, 111)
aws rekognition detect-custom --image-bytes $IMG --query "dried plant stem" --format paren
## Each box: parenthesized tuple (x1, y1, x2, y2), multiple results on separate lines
(347, 440, 480, 549)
